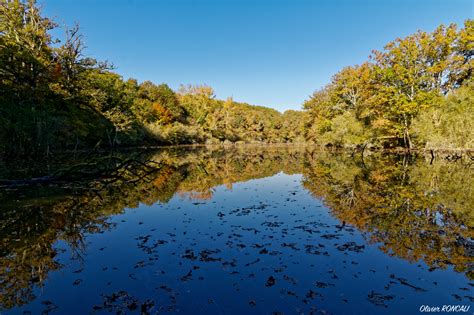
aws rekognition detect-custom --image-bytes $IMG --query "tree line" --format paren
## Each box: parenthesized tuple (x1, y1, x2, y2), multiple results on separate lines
(0, 0, 304, 158)
(0, 0, 472, 158)
(303, 20, 473, 150)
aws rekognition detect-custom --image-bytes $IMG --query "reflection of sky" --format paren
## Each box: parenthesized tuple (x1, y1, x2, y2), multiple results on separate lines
(12, 172, 470, 314)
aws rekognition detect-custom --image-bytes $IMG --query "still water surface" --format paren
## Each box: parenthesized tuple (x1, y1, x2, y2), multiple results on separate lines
(1, 147, 472, 314)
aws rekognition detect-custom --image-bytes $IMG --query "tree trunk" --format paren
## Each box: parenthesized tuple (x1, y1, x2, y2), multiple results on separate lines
(403, 114, 411, 150)
(404, 128, 412, 150)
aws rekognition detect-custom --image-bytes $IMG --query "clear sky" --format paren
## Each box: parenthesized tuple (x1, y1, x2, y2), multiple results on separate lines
(42, 0, 473, 111)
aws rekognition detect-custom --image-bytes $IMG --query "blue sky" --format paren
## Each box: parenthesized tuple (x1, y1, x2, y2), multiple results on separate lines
(42, 0, 473, 111)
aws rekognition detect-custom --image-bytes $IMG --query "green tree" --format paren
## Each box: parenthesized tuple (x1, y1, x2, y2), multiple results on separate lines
(412, 79, 474, 149)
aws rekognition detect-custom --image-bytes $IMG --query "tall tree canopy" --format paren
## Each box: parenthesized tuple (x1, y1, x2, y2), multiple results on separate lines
(303, 20, 473, 150)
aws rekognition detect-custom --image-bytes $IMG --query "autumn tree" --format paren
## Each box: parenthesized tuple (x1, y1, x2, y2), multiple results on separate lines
(303, 20, 473, 150)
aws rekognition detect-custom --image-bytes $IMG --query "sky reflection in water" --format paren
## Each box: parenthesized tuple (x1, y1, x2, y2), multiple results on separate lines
(1, 147, 472, 314)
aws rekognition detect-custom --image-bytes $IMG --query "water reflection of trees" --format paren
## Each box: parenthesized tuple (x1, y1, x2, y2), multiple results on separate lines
(302, 154, 473, 280)
(1, 147, 472, 309)
(0, 147, 306, 309)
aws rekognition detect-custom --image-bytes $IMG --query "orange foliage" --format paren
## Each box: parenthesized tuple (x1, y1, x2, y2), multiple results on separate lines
(51, 63, 62, 80)
(152, 103, 173, 124)
(153, 168, 174, 188)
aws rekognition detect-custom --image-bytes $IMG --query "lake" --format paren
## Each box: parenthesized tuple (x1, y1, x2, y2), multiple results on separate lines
(0, 146, 472, 314)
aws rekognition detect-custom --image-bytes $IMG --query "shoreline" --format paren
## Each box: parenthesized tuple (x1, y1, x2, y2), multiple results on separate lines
(2, 142, 474, 160)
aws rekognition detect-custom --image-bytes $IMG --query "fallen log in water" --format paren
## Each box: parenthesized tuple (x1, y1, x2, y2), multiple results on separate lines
(0, 155, 163, 188)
